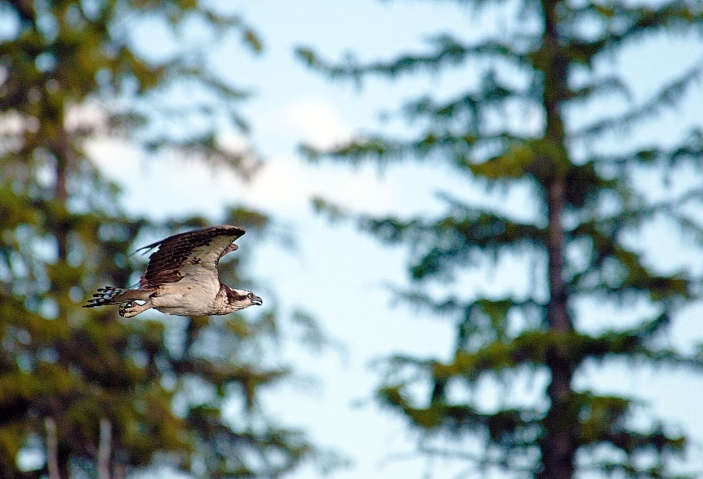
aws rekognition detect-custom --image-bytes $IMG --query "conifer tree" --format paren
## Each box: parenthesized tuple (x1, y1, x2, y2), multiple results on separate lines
(0, 1, 328, 478)
(298, 1, 703, 478)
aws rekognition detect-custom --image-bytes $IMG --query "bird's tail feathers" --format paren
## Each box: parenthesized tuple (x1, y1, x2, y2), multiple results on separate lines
(83, 286, 153, 308)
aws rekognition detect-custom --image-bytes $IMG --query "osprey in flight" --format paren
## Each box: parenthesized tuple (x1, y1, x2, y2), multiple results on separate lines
(84, 225, 262, 318)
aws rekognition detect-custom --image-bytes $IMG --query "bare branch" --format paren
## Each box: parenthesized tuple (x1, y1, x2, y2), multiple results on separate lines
(45, 417, 60, 479)
(98, 417, 113, 479)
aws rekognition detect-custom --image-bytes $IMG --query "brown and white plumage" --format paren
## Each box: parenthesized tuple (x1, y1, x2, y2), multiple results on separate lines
(84, 225, 262, 318)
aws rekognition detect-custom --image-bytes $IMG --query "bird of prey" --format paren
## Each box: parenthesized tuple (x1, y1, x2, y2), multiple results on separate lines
(84, 225, 262, 318)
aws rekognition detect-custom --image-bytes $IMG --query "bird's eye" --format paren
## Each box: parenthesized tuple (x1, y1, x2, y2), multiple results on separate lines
(247, 293, 252, 299)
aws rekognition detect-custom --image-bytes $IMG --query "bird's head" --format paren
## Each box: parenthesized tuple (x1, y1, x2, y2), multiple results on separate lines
(226, 287, 263, 311)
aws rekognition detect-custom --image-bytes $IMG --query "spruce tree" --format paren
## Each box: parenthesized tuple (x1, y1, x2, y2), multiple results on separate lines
(298, 1, 703, 478)
(0, 1, 327, 478)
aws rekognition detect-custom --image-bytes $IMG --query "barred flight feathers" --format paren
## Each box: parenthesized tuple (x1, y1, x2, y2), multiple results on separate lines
(136, 225, 245, 289)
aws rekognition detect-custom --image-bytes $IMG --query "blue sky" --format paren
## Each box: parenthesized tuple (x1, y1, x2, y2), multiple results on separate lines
(89, 1, 703, 478)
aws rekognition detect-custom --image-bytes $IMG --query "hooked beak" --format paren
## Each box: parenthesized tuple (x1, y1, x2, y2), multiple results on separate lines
(251, 295, 263, 306)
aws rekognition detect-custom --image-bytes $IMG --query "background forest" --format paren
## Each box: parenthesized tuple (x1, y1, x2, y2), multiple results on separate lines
(1, 1, 702, 479)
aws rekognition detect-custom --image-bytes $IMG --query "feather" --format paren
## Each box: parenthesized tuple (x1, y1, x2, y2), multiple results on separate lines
(137, 225, 245, 288)
(84, 225, 260, 317)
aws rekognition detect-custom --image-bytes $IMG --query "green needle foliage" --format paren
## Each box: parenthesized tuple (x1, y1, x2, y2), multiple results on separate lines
(0, 1, 331, 478)
(298, 1, 703, 479)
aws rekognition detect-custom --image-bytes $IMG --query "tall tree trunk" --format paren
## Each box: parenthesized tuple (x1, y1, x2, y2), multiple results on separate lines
(539, 1, 576, 478)
(47, 105, 74, 479)
(540, 176, 576, 479)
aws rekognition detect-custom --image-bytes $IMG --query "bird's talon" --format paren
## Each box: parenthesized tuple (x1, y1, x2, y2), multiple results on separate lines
(118, 301, 133, 317)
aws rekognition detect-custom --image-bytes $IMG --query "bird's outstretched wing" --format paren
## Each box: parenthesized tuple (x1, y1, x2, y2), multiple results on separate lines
(136, 225, 245, 289)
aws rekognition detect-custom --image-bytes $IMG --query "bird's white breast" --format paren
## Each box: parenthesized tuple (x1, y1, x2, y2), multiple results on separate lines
(150, 264, 223, 316)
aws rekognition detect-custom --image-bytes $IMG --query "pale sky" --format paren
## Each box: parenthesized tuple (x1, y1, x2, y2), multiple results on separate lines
(90, 1, 703, 478)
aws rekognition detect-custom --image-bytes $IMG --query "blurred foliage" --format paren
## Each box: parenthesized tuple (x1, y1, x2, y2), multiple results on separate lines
(299, 1, 703, 479)
(0, 1, 337, 478)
